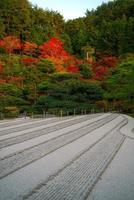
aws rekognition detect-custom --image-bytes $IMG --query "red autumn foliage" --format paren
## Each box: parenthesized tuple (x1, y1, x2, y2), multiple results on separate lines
(23, 42, 38, 55)
(0, 63, 3, 73)
(22, 57, 39, 65)
(64, 55, 81, 73)
(39, 37, 69, 59)
(98, 56, 118, 68)
(0, 40, 4, 47)
(40, 37, 77, 72)
(92, 65, 108, 80)
(66, 65, 79, 73)
(0, 36, 119, 86)
(92, 56, 118, 80)
(0, 79, 6, 84)
(0, 36, 21, 53)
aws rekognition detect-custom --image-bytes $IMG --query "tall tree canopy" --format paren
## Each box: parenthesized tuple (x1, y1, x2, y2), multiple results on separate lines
(0, 0, 133, 116)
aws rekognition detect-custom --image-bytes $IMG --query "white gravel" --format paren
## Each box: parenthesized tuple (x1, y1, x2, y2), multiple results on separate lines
(0, 116, 81, 140)
(0, 118, 41, 130)
(0, 115, 123, 200)
(0, 114, 133, 200)
(88, 138, 134, 200)
(0, 113, 109, 159)
(120, 115, 134, 139)
(0, 114, 118, 178)
(88, 116, 134, 200)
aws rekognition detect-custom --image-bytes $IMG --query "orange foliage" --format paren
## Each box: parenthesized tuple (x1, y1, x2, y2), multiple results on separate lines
(0, 36, 21, 53)
(46, 56, 65, 72)
(40, 37, 79, 72)
(23, 42, 38, 55)
(22, 57, 39, 66)
(0, 79, 6, 84)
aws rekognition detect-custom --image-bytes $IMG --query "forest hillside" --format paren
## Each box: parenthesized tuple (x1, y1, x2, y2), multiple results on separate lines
(0, 0, 133, 117)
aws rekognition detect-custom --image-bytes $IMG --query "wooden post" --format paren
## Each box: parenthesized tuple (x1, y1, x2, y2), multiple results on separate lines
(67, 111, 69, 116)
(74, 109, 76, 116)
(43, 110, 46, 118)
(24, 111, 27, 119)
(31, 112, 33, 118)
(60, 109, 63, 117)
(0, 112, 3, 120)
(86, 51, 89, 61)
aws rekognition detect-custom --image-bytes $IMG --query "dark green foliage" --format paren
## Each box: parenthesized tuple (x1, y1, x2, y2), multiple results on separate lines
(49, 72, 80, 82)
(0, 83, 28, 114)
(65, 18, 87, 57)
(96, 17, 134, 55)
(0, 95, 28, 106)
(66, 0, 134, 57)
(37, 59, 55, 74)
(104, 57, 134, 112)
(0, 0, 133, 116)
(0, 83, 22, 97)
(0, 0, 31, 39)
(36, 79, 103, 111)
(77, 0, 134, 57)
(0, 0, 68, 46)
(30, 7, 65, 44)
(105, 58, 134, 101)
(78, 63, 92, 78)
(0, 0, 133, 57)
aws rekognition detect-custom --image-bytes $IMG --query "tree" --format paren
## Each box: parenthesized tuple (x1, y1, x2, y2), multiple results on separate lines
(92, 56, 118, 80)
(39, 37, 69, 59)
(0, 83, 22, 97)
(37, 59, 55, 74)
(49, 72, 79, 82)
(22, 57, 39, 66)
(104, 58, 134, 112)
(79, 63, 92, 79)
(0, 0, 31, 38)
(65, 18, 88, 57)
(30, 7, 64, 44)
(0, 36, 21, 54)
(23, 41, 38, 56)
(39, 37, 73, 72)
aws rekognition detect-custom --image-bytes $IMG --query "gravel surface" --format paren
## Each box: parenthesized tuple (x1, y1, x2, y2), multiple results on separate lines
(0, 113, 133, 200)
(0, 114, 102, 148)
(0, 114, 106, 159)
(26, 120, 126, 200)
(0, 117, 70, 136)
(88, 138, 134, 200)
(0, 114, 117, 178)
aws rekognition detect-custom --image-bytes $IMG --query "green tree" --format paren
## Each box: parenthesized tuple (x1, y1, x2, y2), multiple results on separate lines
(0, 83, 22, 97)
(30, 7, 65, 44)
(37, 59, 55, 74)
(0, 0, 31, 38)
(104, 58, 134, 112)
(79, 63, 92, 78)
(36, 79, 103, 111)
(65, 18, 88, 57)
